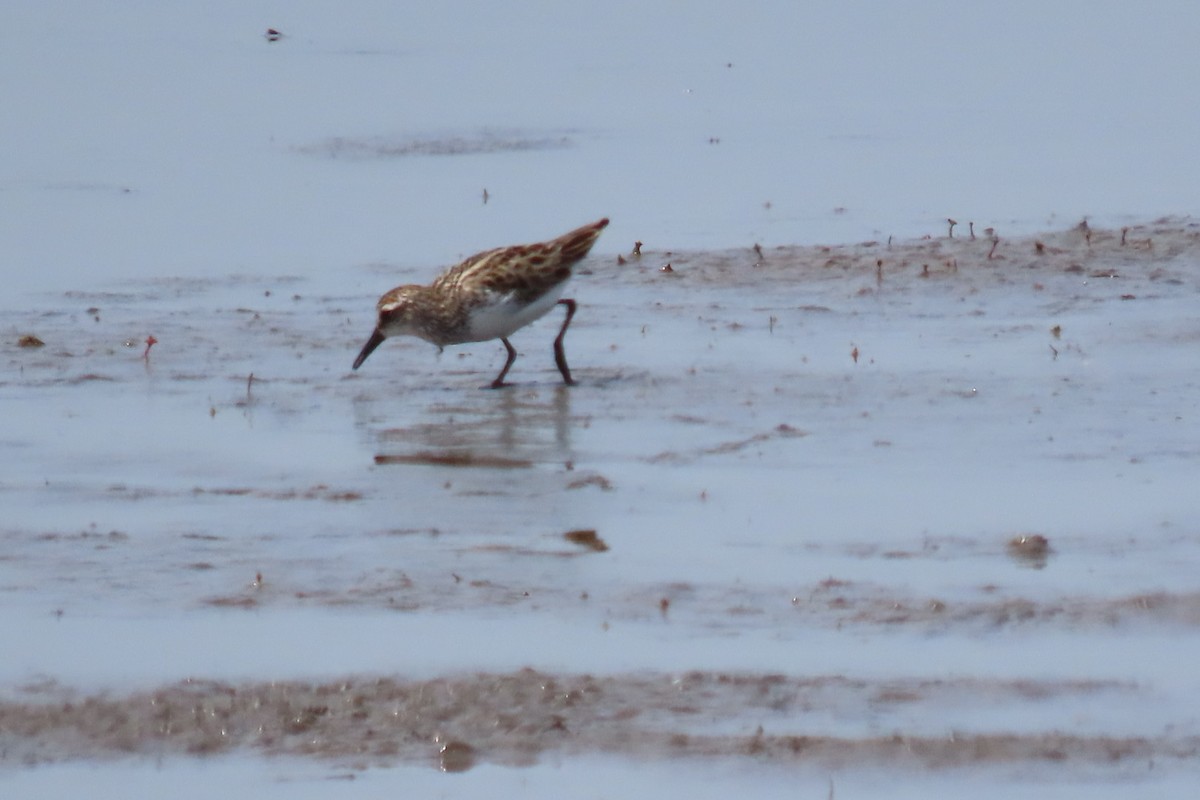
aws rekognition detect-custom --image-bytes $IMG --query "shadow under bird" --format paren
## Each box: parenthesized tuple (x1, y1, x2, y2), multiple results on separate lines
(352, 218, 609, 388)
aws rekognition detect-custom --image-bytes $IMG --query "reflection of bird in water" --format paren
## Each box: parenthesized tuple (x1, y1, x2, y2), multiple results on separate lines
(353, 218, 609, 388)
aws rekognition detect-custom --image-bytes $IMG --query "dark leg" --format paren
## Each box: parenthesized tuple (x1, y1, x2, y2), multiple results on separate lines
(490, 337, 518, 389)
(554, 299, 577, 386)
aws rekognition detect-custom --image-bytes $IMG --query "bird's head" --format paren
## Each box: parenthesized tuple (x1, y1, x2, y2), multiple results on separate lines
(352, 286, 425, 370)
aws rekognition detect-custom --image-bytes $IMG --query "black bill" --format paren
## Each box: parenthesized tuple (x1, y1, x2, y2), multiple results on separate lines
(352, 328, 386, 370)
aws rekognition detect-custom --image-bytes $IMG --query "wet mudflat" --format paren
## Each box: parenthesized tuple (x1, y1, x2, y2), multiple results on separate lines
(3, 220, 1200, 795)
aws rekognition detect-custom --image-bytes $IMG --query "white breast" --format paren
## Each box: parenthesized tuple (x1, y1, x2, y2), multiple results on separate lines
(465, 284, 567, 342)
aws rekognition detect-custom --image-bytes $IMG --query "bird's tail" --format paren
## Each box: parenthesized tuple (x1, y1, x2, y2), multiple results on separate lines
(554, 217, 610, 264)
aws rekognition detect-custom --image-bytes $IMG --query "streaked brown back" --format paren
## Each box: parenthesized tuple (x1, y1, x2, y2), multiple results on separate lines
(435, 218, 609, 301)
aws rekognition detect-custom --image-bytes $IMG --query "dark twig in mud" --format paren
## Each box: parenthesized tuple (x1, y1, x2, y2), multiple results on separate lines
(375, 451, 533, 468)
(646, 424, 806, 464)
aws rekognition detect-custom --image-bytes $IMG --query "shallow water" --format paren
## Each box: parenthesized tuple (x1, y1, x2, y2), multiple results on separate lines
(4, 221, 1200, 794)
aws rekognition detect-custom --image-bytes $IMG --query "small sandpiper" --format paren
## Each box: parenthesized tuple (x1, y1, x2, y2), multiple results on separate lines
(353, 218, 609, 388)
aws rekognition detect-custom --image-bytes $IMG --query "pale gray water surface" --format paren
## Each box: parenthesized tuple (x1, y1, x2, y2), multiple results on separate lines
(4, 1, 1200, 796)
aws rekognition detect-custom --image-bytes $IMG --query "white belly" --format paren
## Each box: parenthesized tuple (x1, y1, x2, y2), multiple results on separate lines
(465, 284, 567, 342)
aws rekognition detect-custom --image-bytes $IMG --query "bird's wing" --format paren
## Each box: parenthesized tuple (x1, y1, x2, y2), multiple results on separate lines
(433, 218, 609, 301)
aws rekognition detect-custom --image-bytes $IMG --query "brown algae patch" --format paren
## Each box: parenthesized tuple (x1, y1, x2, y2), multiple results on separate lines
(563, 529, 609, 552)
(1, 670, 1190, 771)
(1007, 534, 1053, 568)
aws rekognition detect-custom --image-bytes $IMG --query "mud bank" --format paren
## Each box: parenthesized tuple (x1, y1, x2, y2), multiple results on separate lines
(3, 670, 1195, 772)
